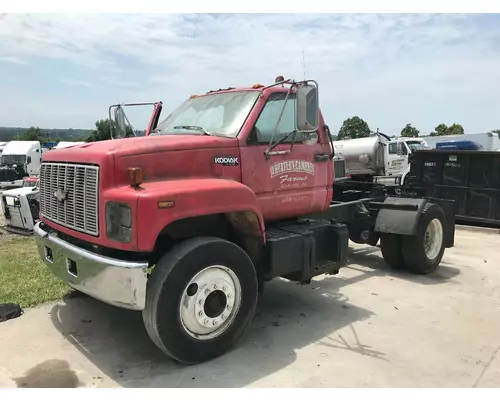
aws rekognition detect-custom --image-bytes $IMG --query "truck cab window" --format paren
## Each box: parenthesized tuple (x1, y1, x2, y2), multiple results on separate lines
(399, 143, 408, 155)
(253, 92, 318, 144)
(388, 143, 399, 155)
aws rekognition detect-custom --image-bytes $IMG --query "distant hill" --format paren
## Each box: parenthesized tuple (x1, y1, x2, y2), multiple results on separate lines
(0, 127, 145, 142)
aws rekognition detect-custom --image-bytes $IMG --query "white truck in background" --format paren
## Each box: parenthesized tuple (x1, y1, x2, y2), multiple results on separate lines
(0, 176, 40, 235)
(54, 141, 85, 149)
(333, 133, 429, 186)
(0, 141, 41, 189)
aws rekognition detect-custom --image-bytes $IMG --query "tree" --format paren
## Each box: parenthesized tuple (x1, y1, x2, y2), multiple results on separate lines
(19, 126, 43, 141)
(434, 123, 448, 136)
(400, 123, 420, 138)
(86, 119, 134, 142)
(338, 116, 371, 140)
(429, 123, 464, 137)
(447, 123, 464, 136)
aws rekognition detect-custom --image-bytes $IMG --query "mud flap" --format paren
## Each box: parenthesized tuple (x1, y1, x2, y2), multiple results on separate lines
(372, 197, 455, 248)
(373, 197, 427, 236)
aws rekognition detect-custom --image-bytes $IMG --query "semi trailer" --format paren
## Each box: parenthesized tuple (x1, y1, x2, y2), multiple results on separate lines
(34, 77, 455, 364)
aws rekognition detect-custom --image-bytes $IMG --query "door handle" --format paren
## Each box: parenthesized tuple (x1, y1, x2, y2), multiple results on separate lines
(314, 153, 330, 162)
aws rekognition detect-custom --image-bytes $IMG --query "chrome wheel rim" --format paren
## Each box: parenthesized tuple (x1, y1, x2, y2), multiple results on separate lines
(179, 265, 242, 340)
(424, 218, 443, 260)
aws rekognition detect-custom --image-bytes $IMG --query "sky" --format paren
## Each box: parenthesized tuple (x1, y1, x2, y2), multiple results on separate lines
(0, 13, 499, 135)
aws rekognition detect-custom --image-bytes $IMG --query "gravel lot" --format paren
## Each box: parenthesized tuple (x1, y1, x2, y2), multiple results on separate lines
(1, 227, 500, 388)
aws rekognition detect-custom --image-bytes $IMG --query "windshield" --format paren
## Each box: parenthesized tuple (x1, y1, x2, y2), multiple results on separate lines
(23, 179, 38, 188)
(151, 90, 260, 138)
(406, 141, 429, 151)
(1, 154, 26, 165)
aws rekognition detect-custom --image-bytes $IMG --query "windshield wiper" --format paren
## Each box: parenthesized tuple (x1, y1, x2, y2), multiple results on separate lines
(173, 125, 212, 136)
(265, 130, 297, 157)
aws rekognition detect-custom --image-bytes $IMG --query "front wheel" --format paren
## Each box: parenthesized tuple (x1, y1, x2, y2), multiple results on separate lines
(142, 237, 258, 364)
(401, 203, 446, 274)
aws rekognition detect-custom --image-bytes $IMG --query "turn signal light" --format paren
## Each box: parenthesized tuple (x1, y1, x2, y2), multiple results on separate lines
(128, 167, 143, 187)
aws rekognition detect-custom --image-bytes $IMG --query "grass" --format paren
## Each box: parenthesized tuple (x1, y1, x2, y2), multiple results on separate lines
(0, 235, 70, 308)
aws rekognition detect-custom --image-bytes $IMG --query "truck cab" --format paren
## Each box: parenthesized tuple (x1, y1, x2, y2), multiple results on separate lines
(0, 141, 41, 189)
(394, 138, 429, 185)
(1, 176, 40, 234)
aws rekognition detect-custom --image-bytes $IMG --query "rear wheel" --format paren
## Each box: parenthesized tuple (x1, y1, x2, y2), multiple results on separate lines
(401, 203, 446, 274)
(380, 234, 406, 270)
(142, 237, 258, 364)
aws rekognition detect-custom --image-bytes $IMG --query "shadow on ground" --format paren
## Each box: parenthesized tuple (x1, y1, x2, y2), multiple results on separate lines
(50, 276, 374, 388)
(48, 244, 459, 387)
(345, 245, 461, 286)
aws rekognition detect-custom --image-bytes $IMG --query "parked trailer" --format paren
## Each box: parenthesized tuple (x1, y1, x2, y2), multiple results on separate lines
(406, 149, 500, 228)
(435, 140, 482, 151)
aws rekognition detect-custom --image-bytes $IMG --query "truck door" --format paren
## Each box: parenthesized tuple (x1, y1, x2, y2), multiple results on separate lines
(385, 140, 408, 177)
(239, 91, 331, 221)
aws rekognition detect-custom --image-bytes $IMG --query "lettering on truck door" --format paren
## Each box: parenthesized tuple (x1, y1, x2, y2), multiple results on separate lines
(386, 141, 408, 176)
(239, 91, 330, 220)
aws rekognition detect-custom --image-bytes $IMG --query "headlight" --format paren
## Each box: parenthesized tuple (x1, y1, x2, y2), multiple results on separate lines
(106, 202, 132, 243)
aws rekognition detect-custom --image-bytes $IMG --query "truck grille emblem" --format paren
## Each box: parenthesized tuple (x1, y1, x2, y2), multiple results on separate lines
(54, 188, 68, 203)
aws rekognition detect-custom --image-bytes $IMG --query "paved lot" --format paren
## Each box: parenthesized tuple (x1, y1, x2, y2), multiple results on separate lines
(1, 227, 500, 388)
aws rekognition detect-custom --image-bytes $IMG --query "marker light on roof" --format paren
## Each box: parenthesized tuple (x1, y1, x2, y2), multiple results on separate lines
(252, 84, 264, 88)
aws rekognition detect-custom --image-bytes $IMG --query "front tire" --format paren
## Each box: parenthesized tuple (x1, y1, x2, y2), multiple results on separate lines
(401, 203, 446, 274)
(142, 237, 258, 364)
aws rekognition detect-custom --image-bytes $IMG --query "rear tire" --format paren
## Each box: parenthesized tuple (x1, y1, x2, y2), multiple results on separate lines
(401, 203, 446, 274)
(380, 234, 406, 270)
(142, 237, 258, 364)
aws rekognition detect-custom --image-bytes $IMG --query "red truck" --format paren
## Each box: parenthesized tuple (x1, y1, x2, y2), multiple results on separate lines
(34, 77, 455, 364)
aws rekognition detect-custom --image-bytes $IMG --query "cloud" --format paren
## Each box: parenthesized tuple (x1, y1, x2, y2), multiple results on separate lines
(0, 56, 28, 65)
(0, 13, 499, 133)
(61, 79, 93, 87)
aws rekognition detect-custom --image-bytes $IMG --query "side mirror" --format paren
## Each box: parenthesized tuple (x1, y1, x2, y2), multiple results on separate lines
(113, 106, 128, 139)
(295, 81, 319, 133)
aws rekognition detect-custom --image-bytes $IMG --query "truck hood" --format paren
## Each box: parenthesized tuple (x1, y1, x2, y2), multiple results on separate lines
(41, 134, 240, 188)
(42, 134, 236, 163)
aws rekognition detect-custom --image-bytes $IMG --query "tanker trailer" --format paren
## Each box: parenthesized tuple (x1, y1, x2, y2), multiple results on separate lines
(333, 132, 427, 186)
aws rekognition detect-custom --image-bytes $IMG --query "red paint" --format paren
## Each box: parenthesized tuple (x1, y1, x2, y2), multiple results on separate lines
(40, 84, 335, 253)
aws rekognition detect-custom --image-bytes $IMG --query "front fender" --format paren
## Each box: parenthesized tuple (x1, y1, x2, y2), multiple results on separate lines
(136, 178, 265, 251)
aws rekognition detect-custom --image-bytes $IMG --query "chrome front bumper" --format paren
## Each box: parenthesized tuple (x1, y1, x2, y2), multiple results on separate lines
(34, 222, 148, 311)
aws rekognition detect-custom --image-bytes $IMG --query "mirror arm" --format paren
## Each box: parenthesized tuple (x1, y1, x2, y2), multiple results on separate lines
(108, 105, 115, 138)
(324, 125, 335, 159)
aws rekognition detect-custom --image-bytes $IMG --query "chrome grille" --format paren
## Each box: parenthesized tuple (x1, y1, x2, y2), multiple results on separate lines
(334, 157, 347, 179)
(39, 162, 99, 236)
